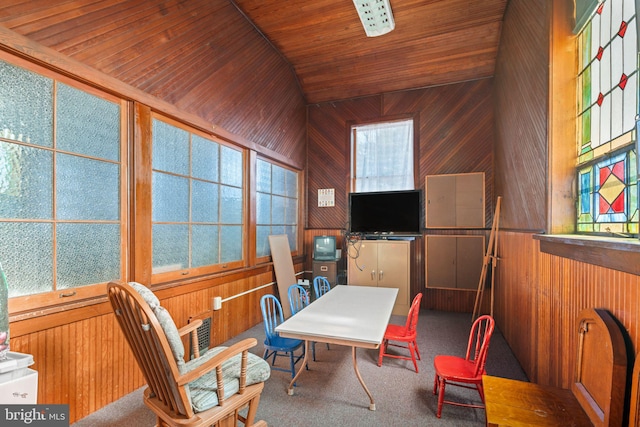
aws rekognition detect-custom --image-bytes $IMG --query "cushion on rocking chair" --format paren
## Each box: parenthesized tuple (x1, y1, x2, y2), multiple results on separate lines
(129, 282, 271, 412)
(186, 347, 271, 411)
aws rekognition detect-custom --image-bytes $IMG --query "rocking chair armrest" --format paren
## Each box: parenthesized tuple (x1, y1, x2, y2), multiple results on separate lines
(177, 337, 258, 386)
(178, 319, 203, 337)
(179, 319, 204, 358)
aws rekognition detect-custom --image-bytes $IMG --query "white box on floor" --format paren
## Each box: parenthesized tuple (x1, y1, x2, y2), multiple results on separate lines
(0, 351, 37, 404)
(0, 351, 34, 382)
(0, 368, 37, 404)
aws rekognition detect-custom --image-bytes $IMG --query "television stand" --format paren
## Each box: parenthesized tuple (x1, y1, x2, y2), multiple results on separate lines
(312, 258, 344, 287)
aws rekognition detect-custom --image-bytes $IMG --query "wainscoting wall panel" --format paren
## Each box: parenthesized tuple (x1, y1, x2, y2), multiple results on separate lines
(495, 231, 640, 388)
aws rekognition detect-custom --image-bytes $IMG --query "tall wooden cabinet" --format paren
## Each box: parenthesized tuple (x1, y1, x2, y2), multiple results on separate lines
(425, 172, 486, 293)
(425, 235, 484, 289)
(347, 239, 410, 315)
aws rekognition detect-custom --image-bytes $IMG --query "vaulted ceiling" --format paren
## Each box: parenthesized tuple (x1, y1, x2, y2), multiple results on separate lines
(232, 0, 509, 104)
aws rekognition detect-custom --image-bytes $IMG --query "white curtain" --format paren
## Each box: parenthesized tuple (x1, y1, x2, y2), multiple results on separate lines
(352, 119, 414, 192)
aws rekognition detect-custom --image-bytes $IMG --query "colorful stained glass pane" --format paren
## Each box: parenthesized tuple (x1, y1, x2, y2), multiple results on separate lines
(594, 152, 634, 224)
(579, 169, 592, 215)
(576, 0, 638, 235)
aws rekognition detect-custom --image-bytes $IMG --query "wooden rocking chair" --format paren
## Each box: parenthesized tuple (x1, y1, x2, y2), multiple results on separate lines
(108, 281, 270, 427)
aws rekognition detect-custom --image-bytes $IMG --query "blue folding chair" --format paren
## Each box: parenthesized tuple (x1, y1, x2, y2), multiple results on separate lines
(260, 294, 306, 380)
(288, 284, 322, 361)
(313, 276, 331, 300)
(288, 284, 310, 315)
(311, 277, 331, 353)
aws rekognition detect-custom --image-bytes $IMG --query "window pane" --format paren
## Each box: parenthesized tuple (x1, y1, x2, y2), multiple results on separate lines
(56, 83, 120, 161)
(152, 119, 189, 175)
(57, 154, 119, 220)
(152, 224, 189, 273)
(285, 226, 297, 250)
(285, 197, 297, 225)
(272, 166, 285, 195)
(285, 169, 297, 197)
(0, 142, 52, 219)
(352, 119, 414, 192)
(271, 225, 285, 236)
(220, 145, 242, 187)
(192, 135, 219, 181)
(256, 159, 271, 192)
(152, 172, 189, 222)
(192, 180, 219, 223)
(0, 222, 53, 297)
(256, 225, 271, 257)
(57, 223, 120, 289)
(220, 225, 242, 262)
(192, 225, 219, 267)
(220, 185, 242, 224)
(0, 60, 53, 147)
(256, 192, 271, 224)
(272, 195, 285, 224)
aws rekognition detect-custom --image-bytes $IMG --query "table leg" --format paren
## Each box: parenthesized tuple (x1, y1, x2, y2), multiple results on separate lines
(352, 346, 376, 410)
(287, 340, 310, 395)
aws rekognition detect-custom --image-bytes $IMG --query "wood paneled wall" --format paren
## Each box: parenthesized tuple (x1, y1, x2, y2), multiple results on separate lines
(493, 0, 549, 232)
(307, 80, 495, 230)
(495, 232, 640, 389)
(306, 80, 496, 313)
(492, 0, 640, 399)
(0, 0, 307, 167)
(9, 263, 303, 423)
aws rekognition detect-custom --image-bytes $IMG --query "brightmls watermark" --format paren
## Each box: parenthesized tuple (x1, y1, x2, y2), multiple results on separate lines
(1, 405, 69, 426)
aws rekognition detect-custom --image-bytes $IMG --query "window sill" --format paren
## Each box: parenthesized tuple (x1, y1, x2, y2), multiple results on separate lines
(534, 234, 640, 276)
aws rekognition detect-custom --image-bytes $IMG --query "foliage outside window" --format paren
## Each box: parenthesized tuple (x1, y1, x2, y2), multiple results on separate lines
(576, 0, 638, 235)
(255, 158, 298, 257)
(351, 119, 414, 192)
(0, 59, 125, 302)
(151, 117, 244, 275)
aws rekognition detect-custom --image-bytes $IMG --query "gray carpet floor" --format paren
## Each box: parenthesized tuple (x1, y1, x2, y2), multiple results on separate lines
(72, 310, 528, 426)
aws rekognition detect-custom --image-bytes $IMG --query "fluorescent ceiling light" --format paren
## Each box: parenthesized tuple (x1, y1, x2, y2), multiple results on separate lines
(353, 0, 395, 37)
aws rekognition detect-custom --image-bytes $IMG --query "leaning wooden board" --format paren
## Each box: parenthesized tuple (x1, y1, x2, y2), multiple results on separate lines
(268, 234, 296, 318)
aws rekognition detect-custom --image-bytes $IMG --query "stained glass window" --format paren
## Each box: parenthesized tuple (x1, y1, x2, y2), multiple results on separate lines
(576, 0, 639, 235)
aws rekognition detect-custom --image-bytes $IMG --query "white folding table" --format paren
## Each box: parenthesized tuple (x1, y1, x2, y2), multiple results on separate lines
(275, 285, 398, 410)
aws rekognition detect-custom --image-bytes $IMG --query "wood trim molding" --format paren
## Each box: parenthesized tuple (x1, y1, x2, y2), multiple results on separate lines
(9, 256, 304, 337)
(535, 234, 640, 275)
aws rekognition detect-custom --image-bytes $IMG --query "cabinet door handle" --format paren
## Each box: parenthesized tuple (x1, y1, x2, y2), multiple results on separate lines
(371, 270, 376, 280)
(379, 270, 384, 280)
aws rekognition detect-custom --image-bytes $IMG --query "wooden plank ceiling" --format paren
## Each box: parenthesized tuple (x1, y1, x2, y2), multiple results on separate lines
(233, 0, 508, 104)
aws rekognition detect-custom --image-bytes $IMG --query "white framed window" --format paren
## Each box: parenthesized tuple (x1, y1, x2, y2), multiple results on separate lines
(351, 118, 415, 192)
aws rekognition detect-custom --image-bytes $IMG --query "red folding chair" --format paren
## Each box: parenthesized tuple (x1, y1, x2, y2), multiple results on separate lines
(378, 293, 423, 372)
(432, 314, 495, 418)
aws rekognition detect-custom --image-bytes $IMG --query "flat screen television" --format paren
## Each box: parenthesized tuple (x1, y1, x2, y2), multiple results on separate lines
(313, 236, 337, 260)
(349, 190, 422, 237)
